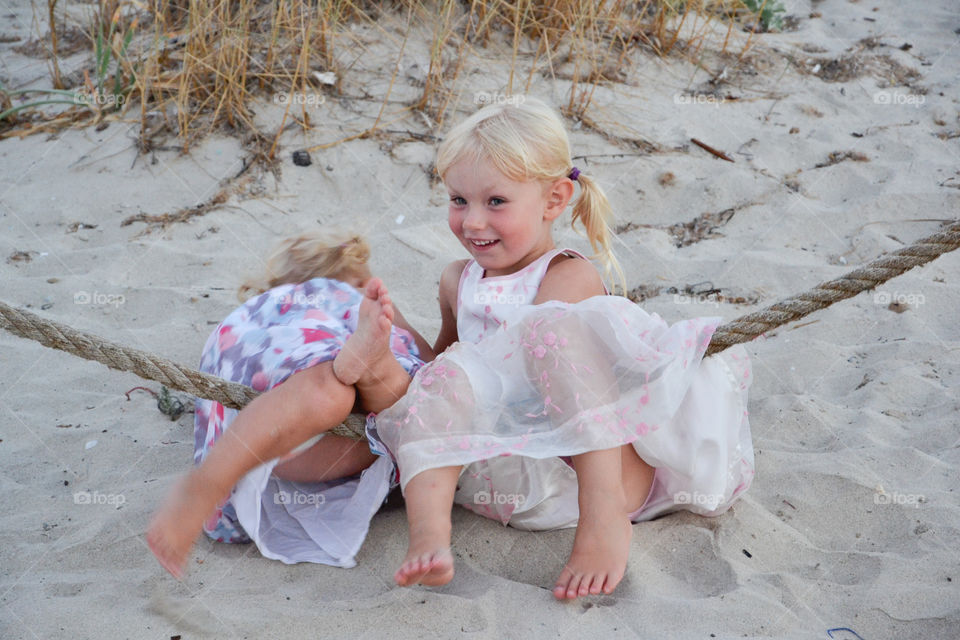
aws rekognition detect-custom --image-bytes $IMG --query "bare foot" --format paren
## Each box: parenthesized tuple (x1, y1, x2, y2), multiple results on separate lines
(334, 277, 395, 386)
(395, 525, 455, 587)
(553, 492, 633, 600)
(146, 471, 222, 579)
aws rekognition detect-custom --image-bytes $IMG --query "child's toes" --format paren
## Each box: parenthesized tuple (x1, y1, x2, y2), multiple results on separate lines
(395, 557, 425, 586)
(554, 569, 582, 599)
(571, 577, 588, 599)
(553, 573, 571, 599)
(577, 575, 595, 597)
(588, 574, 605, 595)
(397, 560, 419, 587)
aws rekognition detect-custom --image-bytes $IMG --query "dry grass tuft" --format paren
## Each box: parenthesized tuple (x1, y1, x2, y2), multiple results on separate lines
(2, 1, 777, 158)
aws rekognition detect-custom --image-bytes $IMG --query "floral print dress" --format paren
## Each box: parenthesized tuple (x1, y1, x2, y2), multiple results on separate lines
(194, 277, 422, 566)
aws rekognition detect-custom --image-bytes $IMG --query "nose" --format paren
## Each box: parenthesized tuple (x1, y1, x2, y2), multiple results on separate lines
(462, 205, 486, 231)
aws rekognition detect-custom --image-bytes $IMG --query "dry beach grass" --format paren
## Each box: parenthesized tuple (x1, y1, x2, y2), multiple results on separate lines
(4, 0, 774, 144)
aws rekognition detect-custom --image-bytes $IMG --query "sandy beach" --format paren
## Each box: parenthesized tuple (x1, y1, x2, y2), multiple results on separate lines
(2, 0, 958, 637)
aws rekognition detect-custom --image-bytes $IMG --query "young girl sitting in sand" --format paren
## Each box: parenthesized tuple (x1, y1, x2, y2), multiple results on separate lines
(147, 232, 433, 577)
(358, 97, 755, 600)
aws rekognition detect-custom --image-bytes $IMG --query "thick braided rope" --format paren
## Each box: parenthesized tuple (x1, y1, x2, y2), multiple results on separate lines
(0, 300, 366, 438)
(1, 220, 957, 435)
(0, 301, 257, 408)
(704, 219, 960, 356)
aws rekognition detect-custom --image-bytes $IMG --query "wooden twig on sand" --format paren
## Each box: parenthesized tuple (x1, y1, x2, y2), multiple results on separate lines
(120, 188, 230, 231)
(691, 137, 734, 162)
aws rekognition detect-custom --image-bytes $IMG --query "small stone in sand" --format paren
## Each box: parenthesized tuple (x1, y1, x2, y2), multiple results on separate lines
(7, 250, 35, 264)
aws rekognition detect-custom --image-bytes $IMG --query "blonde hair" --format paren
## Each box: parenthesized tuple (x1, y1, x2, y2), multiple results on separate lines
(238, 231, 371, 301)
(436, 96, 626, 292)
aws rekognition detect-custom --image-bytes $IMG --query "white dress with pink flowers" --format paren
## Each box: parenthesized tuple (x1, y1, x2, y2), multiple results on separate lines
(367, 249, 755, 531)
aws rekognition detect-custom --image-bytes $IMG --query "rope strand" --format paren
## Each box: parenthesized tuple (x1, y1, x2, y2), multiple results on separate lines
(705, 220, 960, 355)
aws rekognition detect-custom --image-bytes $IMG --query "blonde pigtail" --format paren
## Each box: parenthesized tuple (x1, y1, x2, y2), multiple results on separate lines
(570, 172, 627, 295)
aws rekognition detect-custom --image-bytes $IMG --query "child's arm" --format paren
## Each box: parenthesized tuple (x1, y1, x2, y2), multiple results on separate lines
(432, 259, 468, 354)
(533, 255, 606, 304)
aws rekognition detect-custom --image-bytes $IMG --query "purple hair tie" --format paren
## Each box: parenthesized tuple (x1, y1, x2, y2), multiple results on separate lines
(568, 167, 581, 181)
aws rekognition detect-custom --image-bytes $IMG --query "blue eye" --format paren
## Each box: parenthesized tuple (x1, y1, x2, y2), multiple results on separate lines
(451, 196, 466, 206)
(489, 197, 505, 206)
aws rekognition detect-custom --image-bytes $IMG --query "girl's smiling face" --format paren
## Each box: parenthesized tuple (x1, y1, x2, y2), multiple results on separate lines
(444, 156, 571, 277)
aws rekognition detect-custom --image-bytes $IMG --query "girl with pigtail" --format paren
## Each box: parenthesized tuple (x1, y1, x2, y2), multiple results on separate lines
(358, 96, 755, 599)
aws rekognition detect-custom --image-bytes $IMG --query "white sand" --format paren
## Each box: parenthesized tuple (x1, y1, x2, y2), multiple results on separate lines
(2, 0, 958, 637)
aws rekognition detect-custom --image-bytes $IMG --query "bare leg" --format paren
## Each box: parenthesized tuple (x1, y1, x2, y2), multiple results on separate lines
(510, 310, 656, 598)
(334, 277, 413, 413)
(394, 465, 460, 587)
(336, 276, 459, 586)
(273, 434, 377, 483)
(552, 446, 655, 600)
(147, 361, 355, 578)
(621, 445, 656, 512)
